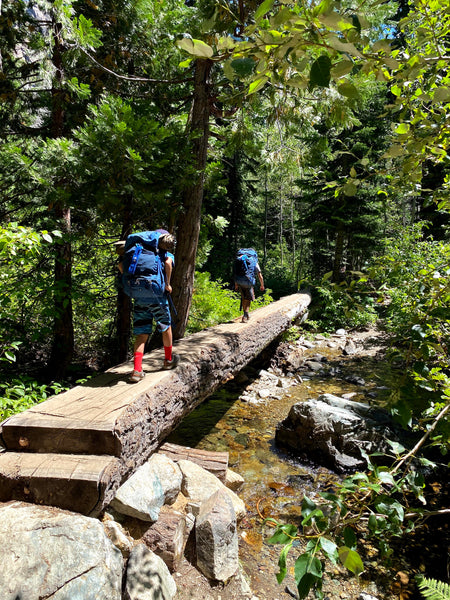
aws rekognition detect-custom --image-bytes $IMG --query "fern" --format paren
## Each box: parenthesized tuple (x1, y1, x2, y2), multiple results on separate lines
(417, 577, 450, 600)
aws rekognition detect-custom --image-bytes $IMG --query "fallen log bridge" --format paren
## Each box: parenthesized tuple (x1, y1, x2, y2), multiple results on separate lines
(0, 292, 310, 516)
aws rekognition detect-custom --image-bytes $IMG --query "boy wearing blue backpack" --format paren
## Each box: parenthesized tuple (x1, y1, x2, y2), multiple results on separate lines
(117, 230, 179, 382)
(233, 248, 264, 323)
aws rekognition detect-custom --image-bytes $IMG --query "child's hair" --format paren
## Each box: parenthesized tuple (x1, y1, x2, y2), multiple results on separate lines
(158, 233, 176, 252)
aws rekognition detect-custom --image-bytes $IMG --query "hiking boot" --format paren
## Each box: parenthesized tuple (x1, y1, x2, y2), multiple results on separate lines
(163, 353, 180, 370)
(241, 312, 250, 323)
(129, 370, 145, 383)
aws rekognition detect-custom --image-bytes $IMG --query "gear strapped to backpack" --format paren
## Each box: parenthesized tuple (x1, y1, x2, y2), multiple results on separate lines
(234, 248, 258, 286)
(122, 230, 167, 300)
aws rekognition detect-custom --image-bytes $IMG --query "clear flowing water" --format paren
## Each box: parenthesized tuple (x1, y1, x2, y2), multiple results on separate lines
(167, 337, 448, 598)
(167, 339, 396, 591)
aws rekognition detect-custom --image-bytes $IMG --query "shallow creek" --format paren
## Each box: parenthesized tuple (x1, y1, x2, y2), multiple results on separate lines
(167, 335, 395, 598)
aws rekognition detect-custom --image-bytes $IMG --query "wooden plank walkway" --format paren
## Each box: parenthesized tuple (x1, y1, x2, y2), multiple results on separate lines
(0, 292, 310, 516)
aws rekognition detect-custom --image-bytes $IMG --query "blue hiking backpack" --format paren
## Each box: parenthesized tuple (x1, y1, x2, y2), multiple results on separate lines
(234, 248, 258, 286)
(122, 230, 167, 300)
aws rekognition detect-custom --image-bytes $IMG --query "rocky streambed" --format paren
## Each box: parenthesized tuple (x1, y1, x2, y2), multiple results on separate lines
(169, 327, 448, 600)
(1, 327, 447, 600)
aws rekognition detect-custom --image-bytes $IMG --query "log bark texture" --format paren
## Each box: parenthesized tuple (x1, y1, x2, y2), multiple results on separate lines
(142, 507, 187, 572)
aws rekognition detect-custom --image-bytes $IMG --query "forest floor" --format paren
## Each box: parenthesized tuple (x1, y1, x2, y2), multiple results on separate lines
(172, 326, 449, 600)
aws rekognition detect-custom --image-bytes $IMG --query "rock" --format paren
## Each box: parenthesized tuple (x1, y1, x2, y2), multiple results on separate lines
(285, 349, 305, 370)
(358, 594, 380, 600)
(345, 374, 366, 386)
(258, 389, 271, 399)
(275, 394, 414, 472)
(302, 340, 316, 348)
(124, 543, 177, 600)
(177, 460, 246, 520)
(150, 453, 184, 504)
(225, 468, 245, 492)
(196, 489, 239, 582)
(335, 328, 347, 335)
(304, 360, 323, 371)
(258, 369, 278, 381)
(0, 501, 123, 600)
(343, 339, 358, 355)
(102, 514, 133, 556)
(111, 454, 182, 521)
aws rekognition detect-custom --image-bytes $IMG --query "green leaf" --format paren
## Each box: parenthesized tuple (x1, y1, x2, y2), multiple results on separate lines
(338, 547, 364, 575)
(176, 38, 214, 58)
(231, 57, 256, 77)
(343, 181, 357, 196)
(301, 495, 317, 518)
(331, 60, 354, 78)
(327, 36, 362, 58)
(319, 537, 338, 561)
(42, 233, 53, 243)
(255, 0, 275, 21)
(338, 82, 359, 99)
(267, 523, 298, 544)
(248, 76, 269, 94)
(395, 122, 410, 135)
(276, 541, 293, 583)
(179, 58, 193, 68)
(432, 87, 450, 103)
(343, 527, 357, 549)
(297, 573, 319, 600)
(309, 55, 332, 89)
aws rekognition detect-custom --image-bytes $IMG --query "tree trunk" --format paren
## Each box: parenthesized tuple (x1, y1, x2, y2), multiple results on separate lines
(48, 18, 74, 378)
(263, 166, 268, 269)
(172, 58, 212, 339)
(115, 204, 133, 364)
(49, 207, 74, 377)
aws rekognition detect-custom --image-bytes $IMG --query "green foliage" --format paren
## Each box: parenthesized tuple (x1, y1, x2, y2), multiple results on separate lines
(281, 326, 302, 343)
(307, 276, 378, 332)
(0, 377, 68, 420)
(187, 272, 241, 333)
(0, 223, 62, 364)
(417, 577, 450, 600)
(187, 272, 273, 334)
(367, 223, 450, 442)
(265, 442, 446, 599)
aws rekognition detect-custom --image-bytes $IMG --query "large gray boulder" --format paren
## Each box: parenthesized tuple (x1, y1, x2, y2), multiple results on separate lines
(0, 501, 123, 600)
(276, 393, 410, 472)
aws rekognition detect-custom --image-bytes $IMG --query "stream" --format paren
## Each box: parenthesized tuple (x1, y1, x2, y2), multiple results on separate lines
(167, 330, 411, 599)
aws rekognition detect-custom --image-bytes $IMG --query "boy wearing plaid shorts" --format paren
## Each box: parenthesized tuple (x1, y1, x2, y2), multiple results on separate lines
(117, 232, 179, 382)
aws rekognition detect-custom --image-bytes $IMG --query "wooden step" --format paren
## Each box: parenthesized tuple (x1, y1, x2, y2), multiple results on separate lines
(0, 452, 121, 516)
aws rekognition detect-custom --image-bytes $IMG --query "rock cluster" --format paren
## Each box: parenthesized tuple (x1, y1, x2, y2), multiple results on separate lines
(275, 392, 409, 472)
(0, 448, 246, 600)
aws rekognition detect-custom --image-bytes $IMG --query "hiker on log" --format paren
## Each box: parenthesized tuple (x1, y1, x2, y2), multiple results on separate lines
(233, 248, 264, 323)
(116, 230, 179, 382)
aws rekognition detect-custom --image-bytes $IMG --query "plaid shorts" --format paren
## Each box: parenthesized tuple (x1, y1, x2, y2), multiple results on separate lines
(237, 284, 255, 301)
(133, 297, 171, 335)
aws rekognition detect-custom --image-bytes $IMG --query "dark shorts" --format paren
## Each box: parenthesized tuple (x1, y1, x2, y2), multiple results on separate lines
(237, 284, 255, 302)
(133, 297, 171, 335)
